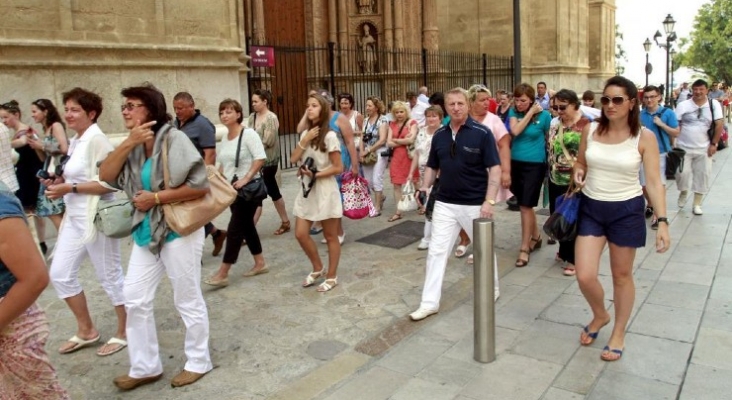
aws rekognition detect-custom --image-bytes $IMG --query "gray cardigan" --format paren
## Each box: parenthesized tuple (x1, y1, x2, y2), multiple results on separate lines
(113, 123, 208, 254)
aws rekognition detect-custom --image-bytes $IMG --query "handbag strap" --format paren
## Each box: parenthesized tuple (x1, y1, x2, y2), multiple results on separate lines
(162, 131, 171, 191)
(234, 127, 245, 168)
(558, 124, 574, 168)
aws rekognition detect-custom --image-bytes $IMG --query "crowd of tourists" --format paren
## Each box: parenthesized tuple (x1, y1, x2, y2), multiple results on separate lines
(0, 73, 727, 396)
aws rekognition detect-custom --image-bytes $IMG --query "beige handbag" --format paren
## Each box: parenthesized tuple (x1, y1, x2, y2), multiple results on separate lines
(161, 134, 237, 236)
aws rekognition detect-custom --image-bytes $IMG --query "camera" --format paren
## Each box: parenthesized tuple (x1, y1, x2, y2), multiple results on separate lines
(380, 147, 393, 158)
(300, 157, 318, 198)
(36, 169, 51, 180)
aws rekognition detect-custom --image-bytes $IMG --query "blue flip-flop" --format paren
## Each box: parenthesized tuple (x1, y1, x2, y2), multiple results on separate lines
(581, 325, 600, 345)
(601, 346, 624, 361)
(309, 227, 323, 235)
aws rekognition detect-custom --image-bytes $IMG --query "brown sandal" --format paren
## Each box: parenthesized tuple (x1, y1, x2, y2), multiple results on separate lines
(515, 248, 530, 267)
(274, 221, 291, 235)
(530, 235, 543, 252)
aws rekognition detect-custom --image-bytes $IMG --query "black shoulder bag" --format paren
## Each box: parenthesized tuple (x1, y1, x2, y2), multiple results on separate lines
(232, 128, 268, 202)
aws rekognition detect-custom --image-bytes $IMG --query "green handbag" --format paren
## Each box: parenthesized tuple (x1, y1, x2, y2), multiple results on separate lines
(94, 198, 134, 238)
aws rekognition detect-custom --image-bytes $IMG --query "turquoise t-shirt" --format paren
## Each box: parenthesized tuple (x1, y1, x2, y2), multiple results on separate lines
(132, 158, 180, 247)
(509, 108, 551, 163)
(442, 116, 451, 126)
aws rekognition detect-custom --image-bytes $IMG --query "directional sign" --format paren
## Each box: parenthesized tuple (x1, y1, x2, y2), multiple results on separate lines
(250, 46, 274, 67)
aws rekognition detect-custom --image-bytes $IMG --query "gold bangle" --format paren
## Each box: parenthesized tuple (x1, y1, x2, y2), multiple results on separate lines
(154, 192, 161, 205)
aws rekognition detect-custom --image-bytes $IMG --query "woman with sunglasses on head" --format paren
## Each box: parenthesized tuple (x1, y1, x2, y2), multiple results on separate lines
(41, 88, 127, 357)
(508, 83, 552, 267)
(385, 101, 419, 222)
(546, 89, 590, 276)
(292, 93, 344, 292)
(0, 101, 48, 253)
(0, 182, 69, 400)
(28, 99, 68, 233)
(360, 96, 389, 216)
(205, 99, 268, 286)
(574, 76, 670, 361)
(99, 84, 213, 390)
(248, 89, 291, 236)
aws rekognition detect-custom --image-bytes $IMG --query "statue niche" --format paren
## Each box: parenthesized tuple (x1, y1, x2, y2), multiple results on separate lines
(357, 0, 376, 14)
(357, 23, 378, 73)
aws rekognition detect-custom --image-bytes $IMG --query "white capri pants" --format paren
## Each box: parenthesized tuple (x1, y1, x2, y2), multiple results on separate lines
(420, 201, 499, 310)
(675, 147, 712, 195)
(362, 153, 389, 191)
(124, 228, 212, 379)
(49, 215, 124, 305)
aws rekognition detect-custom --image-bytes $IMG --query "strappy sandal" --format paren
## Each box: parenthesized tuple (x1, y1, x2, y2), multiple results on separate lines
(515, 248, 530, 267)
(388, 214, 402, 222)
(302, 270, 325, 287)
(274, 221, 291, 235)
(317, 278, 338, 292)
(530, 235, 543, 252)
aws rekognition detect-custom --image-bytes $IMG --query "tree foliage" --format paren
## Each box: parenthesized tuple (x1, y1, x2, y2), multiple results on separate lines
(677, 0, 732, 84)
(615, 24, 627, 70)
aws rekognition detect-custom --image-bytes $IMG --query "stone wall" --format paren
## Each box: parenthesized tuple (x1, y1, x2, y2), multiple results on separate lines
(0, 0, 248, 135)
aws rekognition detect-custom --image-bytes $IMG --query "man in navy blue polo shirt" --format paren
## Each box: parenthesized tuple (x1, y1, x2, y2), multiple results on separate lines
(640, 85, 679, 229)
(410, 88, 502, 321)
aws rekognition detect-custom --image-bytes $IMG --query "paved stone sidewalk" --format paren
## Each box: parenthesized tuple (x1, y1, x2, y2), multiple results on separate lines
(38, 134, 732, 399)
(312, 145, 732, 400)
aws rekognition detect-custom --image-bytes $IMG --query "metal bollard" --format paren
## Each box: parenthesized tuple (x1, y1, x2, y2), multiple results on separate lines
(473, 218, 496, 363)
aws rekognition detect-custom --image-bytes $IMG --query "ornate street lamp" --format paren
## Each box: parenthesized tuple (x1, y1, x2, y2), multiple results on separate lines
(653, 14, 677, 106)
(643, 38, 652, 87)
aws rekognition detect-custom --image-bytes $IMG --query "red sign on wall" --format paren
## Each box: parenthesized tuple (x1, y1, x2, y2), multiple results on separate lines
(250, 46, 275, 67)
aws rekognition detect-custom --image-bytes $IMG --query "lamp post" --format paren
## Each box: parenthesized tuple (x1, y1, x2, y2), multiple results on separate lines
(670, 48, 677, 106)
(643, 38, 652, 87)
(654, 14, 677, 106)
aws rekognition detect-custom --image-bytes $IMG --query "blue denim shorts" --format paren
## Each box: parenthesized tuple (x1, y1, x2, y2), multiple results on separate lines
(577, 195, 646, 248)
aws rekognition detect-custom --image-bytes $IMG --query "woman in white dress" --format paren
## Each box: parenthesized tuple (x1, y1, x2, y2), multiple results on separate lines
(292, 94, 344, 292)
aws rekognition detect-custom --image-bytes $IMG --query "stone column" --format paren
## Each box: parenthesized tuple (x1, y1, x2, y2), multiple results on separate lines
(251, 0, 265, 43)
(383, 0, 394, 49)
(422, 0, 438, 50)
(328, 0, 338, 43)
(393, 0, 404, 48)
(337, 0, 348, 46)
(588, 0, 617, 90)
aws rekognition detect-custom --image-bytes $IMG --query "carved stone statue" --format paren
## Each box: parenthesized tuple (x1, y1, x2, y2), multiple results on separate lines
(358, 24, 377, 73)
(357, 0, 375, 14)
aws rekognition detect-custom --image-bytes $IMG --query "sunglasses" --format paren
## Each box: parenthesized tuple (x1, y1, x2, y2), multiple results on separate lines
(551, 105, 568, 112)
(120, 103, 145, 112)
(697, 107, 704, 119)
(599, 96, 629, 106)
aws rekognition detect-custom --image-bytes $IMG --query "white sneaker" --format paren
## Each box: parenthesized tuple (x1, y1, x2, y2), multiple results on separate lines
(417, 239, 429, 250)
(409, 307, 438, 321)
(693, 205, 703, 215)
(678, 191, 689, 208)
(321, 233, 345, 244)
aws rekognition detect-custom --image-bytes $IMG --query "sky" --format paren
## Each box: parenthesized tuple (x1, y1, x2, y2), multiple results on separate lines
(615, 0, 710, 88)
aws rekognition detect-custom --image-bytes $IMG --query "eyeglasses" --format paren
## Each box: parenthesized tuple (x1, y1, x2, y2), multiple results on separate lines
(120, 103, 145, 112)
(551, 105, 568, 112)
(599, 96, 629, 106)
(643, 95, 658, 100)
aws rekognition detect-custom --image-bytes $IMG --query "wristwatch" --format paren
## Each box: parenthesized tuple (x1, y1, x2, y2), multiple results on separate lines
(72, 183, 78, 193)
(656, 217, 669, 224)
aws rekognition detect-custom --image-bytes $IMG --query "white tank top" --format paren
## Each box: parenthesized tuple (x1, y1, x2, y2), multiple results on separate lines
(583, 122, 643, 201)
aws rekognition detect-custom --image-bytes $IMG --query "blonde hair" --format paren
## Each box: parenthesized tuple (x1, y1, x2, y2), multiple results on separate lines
(390, 100, 411, 120)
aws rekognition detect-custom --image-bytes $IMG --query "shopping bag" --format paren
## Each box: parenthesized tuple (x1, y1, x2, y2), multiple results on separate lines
(397, 181, 419, 212)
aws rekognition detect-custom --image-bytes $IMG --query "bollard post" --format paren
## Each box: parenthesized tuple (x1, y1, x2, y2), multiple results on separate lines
(473, 218, 496, 363)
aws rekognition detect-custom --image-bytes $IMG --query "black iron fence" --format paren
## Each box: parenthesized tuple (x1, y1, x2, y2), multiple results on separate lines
(246, 40, 514, 169)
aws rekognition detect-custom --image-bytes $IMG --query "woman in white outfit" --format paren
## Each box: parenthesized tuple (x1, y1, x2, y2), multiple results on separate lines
(360, 96, 389, 216)
(99, 84, 212, 391)
(408, 106, 442, 249)
(43, 88, 127, 357)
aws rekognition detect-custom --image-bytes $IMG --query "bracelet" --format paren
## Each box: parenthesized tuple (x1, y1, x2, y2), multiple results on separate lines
(72, 183, 78, 193)
(298, 142, 307, 150)
(154, 192, 161, 205)
(656, 217, 669, 224)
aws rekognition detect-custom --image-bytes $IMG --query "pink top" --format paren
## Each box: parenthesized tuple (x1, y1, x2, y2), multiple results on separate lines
(479, 112, 512, 202)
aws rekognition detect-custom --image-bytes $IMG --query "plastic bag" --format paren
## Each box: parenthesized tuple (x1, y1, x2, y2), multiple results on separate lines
(397, 181, 418, 212)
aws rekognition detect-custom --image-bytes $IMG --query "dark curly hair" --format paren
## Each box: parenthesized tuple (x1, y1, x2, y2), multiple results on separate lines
(120, 83, 172, 133)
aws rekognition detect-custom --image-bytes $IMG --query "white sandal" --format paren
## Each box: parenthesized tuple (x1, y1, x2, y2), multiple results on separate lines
(302, 270, 325, 287)
(455, 245, 468, 258)
(317, 278, 338, 292)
